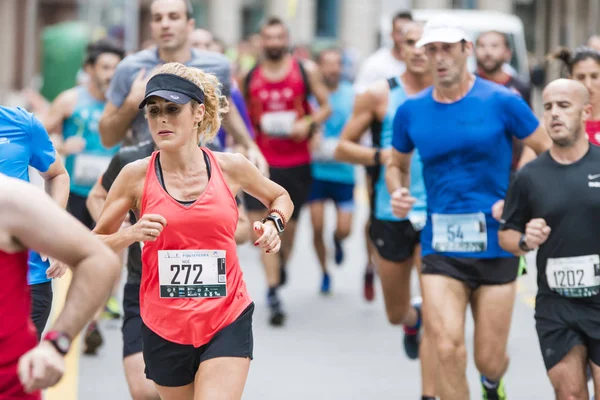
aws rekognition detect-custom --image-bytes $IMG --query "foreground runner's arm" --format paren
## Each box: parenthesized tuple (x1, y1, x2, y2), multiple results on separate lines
(334, 85, 386, 165)
(0, 175, 120, 393)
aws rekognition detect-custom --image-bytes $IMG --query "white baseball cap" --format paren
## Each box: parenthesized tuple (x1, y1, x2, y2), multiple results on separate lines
(416, 15, 471, 48)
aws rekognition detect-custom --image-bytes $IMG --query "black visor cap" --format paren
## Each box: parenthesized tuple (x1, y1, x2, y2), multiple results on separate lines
(139, 73, 205, 109)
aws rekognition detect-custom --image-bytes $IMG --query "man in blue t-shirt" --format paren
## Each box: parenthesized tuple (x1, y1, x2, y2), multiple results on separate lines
(0, 106, 70, 339)
(386, 16, 551, 400)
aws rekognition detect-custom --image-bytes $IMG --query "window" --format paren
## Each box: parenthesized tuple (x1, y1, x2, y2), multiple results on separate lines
(315, 0, 338, 38)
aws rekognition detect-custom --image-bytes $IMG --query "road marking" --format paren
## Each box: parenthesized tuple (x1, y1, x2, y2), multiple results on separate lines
(46, 271, 80, 400)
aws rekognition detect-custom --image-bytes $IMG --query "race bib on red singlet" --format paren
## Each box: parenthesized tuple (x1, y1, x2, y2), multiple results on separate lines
(158, 250, 226, 298)
(260, 111, 297, 137)
(546, 254, 600, 298)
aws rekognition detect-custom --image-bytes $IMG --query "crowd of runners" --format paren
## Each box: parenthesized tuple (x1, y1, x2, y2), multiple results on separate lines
(2, 0, 600, 399)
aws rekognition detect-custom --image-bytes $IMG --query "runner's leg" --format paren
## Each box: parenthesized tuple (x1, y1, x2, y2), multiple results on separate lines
(414, 246, 437, 398)
(590, 360, 600, 398)
(124, 354, 160, 400)
(364, 174, 376, 301)
(333, 192, 353, 266)
(193, 357, 251, 400)
(547, 345, 589, 399)
(310, 201, 327, 275)
(471, 282, 516, 381)
(375, 253, 417, 326)
(421, 274, 470, 400)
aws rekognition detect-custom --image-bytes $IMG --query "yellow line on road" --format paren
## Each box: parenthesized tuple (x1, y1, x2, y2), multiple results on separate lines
(46, 271, 80, 400)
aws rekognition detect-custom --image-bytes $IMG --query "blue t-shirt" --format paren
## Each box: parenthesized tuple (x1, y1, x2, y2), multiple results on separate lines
(374, 77, 426, 223)
(392, 77, 539, 258)
(311, 81, 356, 185)
(63, 86, 120, 197)
(0, 106, 55, 284)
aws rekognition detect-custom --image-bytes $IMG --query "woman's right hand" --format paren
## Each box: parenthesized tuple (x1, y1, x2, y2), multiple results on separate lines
(128, 214, 167, 242)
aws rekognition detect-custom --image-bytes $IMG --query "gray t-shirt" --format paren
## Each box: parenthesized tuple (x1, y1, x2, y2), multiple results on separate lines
(106, 47, 231, 144)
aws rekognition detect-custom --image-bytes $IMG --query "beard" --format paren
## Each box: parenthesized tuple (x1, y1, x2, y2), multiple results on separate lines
(264, 47, 286, 61)
(479, 58, 504, 75)
(552, 125, 582, 148)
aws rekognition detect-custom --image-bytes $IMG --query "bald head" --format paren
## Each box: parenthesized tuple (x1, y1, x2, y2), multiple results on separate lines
(588, 35, 600, 52)
(543, 78, 590, 105)
(401, 21, 424, 36)
(189, 29, 214, 51)
(543, 78, 592, 148)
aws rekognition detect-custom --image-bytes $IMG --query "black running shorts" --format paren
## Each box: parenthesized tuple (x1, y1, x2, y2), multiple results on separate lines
(30, 281, 53, 340)
(422, 254, 519, 290)
(122, 283, 143, 359)
(368, 219, 420, 262)
(245, 165, 312, 220)
(142, 303, 254, 387)
(535, 294, 600, 370)
(67, 192, 95, 230)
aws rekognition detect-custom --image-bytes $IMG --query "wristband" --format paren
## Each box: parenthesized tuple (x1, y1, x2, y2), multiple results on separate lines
(518, 234, 532, 252)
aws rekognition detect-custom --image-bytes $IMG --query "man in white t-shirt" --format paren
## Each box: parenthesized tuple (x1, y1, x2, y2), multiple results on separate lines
(354, 11, 412, 93)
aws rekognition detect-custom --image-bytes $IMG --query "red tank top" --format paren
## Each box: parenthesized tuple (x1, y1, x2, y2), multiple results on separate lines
(140, 149, 251, 347)
(0, 250, 40, 400)
(247, 58, 311, 168)
(586, 120, 600, 146)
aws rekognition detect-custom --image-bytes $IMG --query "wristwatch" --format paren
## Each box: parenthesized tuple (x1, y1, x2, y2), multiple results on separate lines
(374, 149, 382, 165)
(518, 234, 532, 252)
(262, 214, 285, 234)
(43, 331, 72, 355)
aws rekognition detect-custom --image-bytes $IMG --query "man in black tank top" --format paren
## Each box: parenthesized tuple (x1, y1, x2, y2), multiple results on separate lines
(500, 79, 600, 398)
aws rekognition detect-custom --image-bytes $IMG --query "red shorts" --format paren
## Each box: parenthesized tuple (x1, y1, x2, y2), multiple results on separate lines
(0, 325, 40, 399)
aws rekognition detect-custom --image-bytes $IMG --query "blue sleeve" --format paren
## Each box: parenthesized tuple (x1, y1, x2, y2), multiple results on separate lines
(500, 90, 539, 140)
(231, 87, 254, 139)
(28, 111, 56, 172)
(391, 103, 414, 153)
(106, 62, 133, 108)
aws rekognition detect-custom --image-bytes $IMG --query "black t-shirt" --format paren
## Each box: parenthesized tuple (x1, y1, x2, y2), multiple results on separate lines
(501, 146, 600, 303)
(101, 140, 239, 284)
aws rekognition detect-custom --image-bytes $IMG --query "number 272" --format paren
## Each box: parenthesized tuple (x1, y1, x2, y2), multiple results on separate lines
(171, 264, 202, 285)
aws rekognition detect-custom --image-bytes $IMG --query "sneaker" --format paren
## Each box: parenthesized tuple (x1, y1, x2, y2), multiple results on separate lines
(102, 296, 121, 320)
(320, 273, 331, 295)
(333, 235, 344, 265)
(403, 297, 422, 360)
(83, 321, 103, 355)
(364, 266, 375, 302)
(481, 376, 507, 400)
(267, 291, 286, 327)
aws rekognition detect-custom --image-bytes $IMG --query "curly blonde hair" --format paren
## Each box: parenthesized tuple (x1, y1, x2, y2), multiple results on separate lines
(152, 62, 229, 142)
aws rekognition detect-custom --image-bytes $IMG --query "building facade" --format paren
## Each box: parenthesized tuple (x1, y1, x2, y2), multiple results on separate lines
(1, 0, 599, 105)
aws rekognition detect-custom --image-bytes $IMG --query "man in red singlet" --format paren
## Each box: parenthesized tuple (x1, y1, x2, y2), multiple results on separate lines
(0, 174, 119, 399)
(94, 63, 294, 400)
(242, 17, 332, 326)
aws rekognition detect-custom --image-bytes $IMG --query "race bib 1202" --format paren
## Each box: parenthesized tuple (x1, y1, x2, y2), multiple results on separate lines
(158, 250, 226, 298)
(432, 212, 487, 252)
(546, 254, 600, 298)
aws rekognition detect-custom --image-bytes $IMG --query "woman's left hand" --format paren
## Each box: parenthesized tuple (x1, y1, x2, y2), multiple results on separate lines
(253, 221, 281, 254)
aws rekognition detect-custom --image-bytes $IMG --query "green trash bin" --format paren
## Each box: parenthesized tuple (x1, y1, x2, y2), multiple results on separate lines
(40, 21, 91, 102)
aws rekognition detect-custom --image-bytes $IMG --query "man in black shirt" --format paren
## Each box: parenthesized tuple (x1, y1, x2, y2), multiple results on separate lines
(499, 79, 600, 398)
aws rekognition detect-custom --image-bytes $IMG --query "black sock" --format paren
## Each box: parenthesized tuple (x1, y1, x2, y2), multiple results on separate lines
(422, 396, 436, 400)
(482, 376, 499, 389)
(267, 287, 277, 298)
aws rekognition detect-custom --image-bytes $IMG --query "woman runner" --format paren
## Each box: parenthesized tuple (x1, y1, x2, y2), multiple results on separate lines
(93, 62, 293, 400)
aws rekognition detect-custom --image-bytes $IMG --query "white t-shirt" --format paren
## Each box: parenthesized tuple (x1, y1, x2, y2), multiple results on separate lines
(354, 48, 406, 93)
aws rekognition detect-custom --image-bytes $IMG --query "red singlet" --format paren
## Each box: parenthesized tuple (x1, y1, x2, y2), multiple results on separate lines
(0, 250, 40, 400)
(140, 149, 251, 347)
(247, 58, 311, 168)
(586, 120, 600, 146)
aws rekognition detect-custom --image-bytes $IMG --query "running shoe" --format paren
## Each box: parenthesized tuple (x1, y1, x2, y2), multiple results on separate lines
(320, 273, 331, 295)
(364, 266, 375, 302)
(267, 291, 285, 327)
(102, 296, 121, 320)
(481, 376, 507, 400)
(333, 235, 344, 265)
(403, 297, 422, 360)
(83, 321, 103, 355)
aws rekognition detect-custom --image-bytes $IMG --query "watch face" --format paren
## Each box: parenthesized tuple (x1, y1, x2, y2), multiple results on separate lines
(57, 336, 70, 352)
(276, 219, 285, 232)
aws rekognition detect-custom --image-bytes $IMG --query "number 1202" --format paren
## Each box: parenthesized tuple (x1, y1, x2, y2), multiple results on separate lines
(552, 269, 584, 288)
